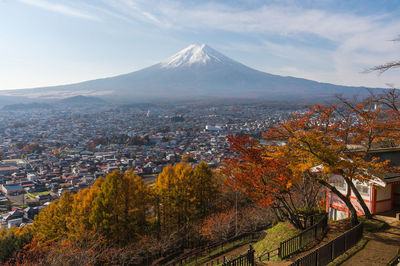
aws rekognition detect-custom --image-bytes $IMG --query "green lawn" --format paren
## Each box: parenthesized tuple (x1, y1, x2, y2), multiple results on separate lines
(254, 221, 301, 261)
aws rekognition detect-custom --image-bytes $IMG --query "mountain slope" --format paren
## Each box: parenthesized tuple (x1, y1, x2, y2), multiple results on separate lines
(58, 95, 106, 105)
(0, 44, 375, 102)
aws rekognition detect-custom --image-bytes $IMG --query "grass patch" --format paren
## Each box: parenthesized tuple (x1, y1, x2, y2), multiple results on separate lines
(327, 238, 368, 266)
(26, 194, 36, 201)
(254, 221, 300, 261)
(360, 217, 389, 232)
(26, 191, 50, 201)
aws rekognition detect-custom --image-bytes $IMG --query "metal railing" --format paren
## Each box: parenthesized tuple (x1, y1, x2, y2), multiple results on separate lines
(221, 245, 255, 266)
(163, 227, 269, 266)
(280, 214, 328, 259)
(258, 213, 328, 262)
(289, 222, 364, 266)
(258, 247, 280, 261)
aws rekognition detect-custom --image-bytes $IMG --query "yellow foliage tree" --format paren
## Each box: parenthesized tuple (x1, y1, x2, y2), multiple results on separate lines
(153, 162, 218, 235)
(67, 176, 104, 237)
(33, 191, 74, 241)
(89, 170, 150, 244)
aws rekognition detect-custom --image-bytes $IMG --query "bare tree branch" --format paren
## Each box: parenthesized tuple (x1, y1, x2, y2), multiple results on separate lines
(366, 61, 400, 74)
(365, 35, 400, 74)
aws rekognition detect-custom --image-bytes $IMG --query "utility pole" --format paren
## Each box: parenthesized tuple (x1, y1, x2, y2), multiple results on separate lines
(235, 190, 238, 236)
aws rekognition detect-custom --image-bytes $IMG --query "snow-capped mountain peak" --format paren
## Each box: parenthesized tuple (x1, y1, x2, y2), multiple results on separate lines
(0, 43, 370, 103)
(160, 44, 233, 68)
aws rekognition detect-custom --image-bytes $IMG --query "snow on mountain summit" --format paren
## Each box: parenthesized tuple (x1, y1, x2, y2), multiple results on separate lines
(0, 43, 371, 103)
(160, 44, 234, 68)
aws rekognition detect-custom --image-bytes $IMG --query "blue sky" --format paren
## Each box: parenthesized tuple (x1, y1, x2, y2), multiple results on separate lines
(1, 0, 400, 90)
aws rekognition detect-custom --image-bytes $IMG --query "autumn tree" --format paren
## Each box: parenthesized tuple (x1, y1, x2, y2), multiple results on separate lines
(223, 135, 322, 229)
(6, 165, 225, 263)
(201, 209, 236, 242)
(90, 170, 151, 245)
(67, 176, 104, 237)
(201, 206, 272, 243)
(32, 170, 152, 246)
(264, 103, 393, 225)
(33, 191, 74, 241)
(0, 226, 34, 263)
(193, 161, 219, 218)
(153, 163, 193, 235)
(153, 162, 219, 246)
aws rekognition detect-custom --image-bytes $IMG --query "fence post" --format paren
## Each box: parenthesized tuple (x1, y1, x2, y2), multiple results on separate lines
(301, 229, 304, 248)
(249, 245, 255, 265)
(315, 224, 318, 239)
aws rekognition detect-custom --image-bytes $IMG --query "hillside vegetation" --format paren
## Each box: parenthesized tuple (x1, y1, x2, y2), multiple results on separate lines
(0, 162, 271, 265)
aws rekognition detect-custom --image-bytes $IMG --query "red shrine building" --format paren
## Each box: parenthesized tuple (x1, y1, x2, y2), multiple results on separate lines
(326, 147, 400, 220)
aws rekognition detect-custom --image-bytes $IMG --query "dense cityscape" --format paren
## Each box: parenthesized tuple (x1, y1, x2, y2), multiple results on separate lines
(0, 101, 304, 228)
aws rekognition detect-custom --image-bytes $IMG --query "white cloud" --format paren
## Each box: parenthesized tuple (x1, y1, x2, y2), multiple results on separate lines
(99, 1, 400, 71)
(100, 1, 380, 40)
(17, 0, 98, 20)
(12, 0, 400, 88)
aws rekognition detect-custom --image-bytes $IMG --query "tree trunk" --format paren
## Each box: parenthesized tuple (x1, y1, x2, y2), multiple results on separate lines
(271, 205, 284, 222)
(276, 205, 304, 230)
(277, 196, 306, 230)
(344, 177, 373, 219)
(318, 179, 359, 226)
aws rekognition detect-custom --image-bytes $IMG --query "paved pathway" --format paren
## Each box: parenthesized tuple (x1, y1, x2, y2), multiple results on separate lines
(342, 216, 400, 266)
(204, 217, 400, 265)
(259, 222, 352, 266)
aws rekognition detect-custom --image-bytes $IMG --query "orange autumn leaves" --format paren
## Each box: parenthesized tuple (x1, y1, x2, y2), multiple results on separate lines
(223, 135, 293, 208)
(223, 102, 394, 225)
(265, 104, 390, 184)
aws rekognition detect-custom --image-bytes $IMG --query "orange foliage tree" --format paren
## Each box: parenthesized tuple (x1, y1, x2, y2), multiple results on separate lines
(223, 135, 321, 229)
(264, 103, 392, 225)
(201, 209, 236, 242)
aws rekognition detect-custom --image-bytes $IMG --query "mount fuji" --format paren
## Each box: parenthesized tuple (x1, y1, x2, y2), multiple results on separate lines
(0, 44, 374, 104)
